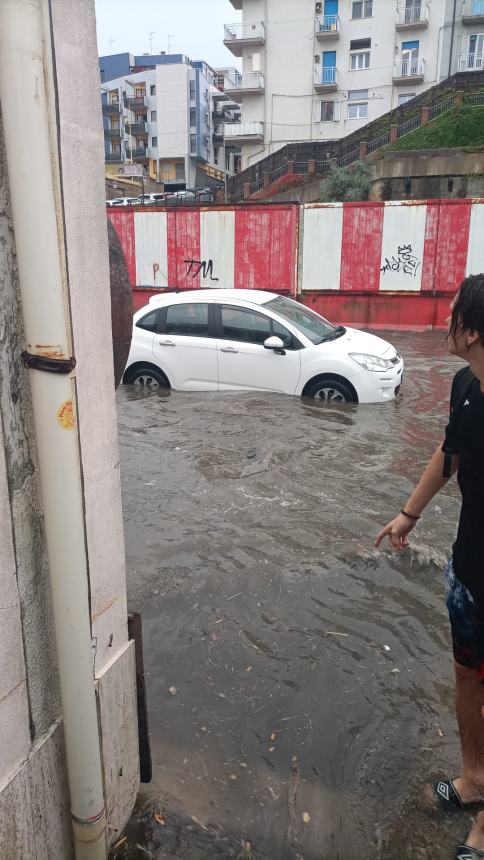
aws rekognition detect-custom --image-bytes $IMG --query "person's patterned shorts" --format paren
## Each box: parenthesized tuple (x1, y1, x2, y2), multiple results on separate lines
(445, 556, 484, 683)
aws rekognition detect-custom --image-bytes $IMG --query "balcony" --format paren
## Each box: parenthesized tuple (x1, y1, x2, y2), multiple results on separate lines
(213, 124, 225, 142)
(315, 15, 340, 40)
(458, 51, 484, 71)
(105, 152, 122, 163)
(396, 3, 429, 29)
(223, 72, 265, 100)
(128, 121, 148, 136)
(223, 121, 264, 143)
(104, 127, 122, 140)
(228, 0, 242, 7)
(102, 101, 121, 115)
(313, 66, 338, 93)
(126, 147, 149, 161)
(393, 57, 425, 83)
(124, 95, 147, 112)
(223, 22, 265, 56)
(462, 0, 484, 24)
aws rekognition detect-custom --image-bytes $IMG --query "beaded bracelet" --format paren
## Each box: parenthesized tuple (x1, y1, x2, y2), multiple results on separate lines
(401, 508, 420, 521)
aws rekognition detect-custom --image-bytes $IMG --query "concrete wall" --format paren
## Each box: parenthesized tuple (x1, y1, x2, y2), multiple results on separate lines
(370, 146, 484, 200)
(0, 0, 139, 854)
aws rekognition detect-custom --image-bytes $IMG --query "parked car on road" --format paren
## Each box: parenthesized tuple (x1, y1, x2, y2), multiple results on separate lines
(106, 197, 141, 207)
(123, 290, 404, 403)
(138, 193, 165, 205)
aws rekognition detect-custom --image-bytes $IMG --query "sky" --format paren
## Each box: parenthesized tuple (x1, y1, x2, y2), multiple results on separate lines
(95, 0, 241, 69)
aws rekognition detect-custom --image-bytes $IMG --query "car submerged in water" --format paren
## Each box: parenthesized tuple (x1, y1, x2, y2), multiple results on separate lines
(123, 289, 404, 404)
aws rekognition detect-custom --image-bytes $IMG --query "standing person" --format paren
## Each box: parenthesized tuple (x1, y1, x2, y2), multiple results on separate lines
(375, 274, 484, 860)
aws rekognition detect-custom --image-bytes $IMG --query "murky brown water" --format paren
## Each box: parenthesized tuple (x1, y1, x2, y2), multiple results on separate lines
(117, 331, 473, 860)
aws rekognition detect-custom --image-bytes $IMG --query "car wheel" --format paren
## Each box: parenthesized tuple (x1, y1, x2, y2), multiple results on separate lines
(304, 378, 355, 404)
(125, 366, 168, 389)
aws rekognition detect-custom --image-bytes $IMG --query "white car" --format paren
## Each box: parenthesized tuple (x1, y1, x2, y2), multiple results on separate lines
(123, 290, 404, 404)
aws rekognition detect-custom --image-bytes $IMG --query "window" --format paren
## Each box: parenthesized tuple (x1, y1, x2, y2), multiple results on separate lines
(190, 107, 197, 127)
(220, 307, 272, 345)
(151, 110, 157, 121)
(190, 134, 197, 153)
(189, 80, 196, 100)
(319, 100, 336, 121)
(151, 136, 157, 147)
(348, 89, 368, 119)
(150, 84, 156, 95)
(348, 102, 368, 118)
(352, 0, 372, 18)
(263, 296, 335, 345)
(350, 51, 370, 70)
(398, 93, 415, 105)
(136, 309, 159, 332)
(350, 38, 371, 51)
(164, 304, 209, 337)
(272, 320, 295, 349)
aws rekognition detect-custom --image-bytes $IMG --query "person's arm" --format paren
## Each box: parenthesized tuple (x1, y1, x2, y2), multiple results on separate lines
(374, 443, 459, 550)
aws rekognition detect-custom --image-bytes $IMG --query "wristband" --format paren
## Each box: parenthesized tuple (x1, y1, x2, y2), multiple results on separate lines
(400, 508, 420, 521)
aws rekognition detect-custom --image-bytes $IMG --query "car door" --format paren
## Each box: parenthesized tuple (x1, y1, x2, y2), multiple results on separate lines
(216, 304, 302, 394)
(152, 301, 218, 391)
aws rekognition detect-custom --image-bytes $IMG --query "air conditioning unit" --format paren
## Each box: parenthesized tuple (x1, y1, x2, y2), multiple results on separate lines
(315, 2, 322, 12)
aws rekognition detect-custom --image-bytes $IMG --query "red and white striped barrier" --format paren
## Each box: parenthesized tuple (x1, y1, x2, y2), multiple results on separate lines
(108, 199, 484, 328)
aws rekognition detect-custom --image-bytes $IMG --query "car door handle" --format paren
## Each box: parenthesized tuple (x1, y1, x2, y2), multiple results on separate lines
(220, 346, 238, 353)
(158, 340, 176, 347)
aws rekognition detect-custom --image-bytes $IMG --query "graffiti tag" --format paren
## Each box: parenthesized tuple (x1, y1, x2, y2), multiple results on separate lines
(184, 259, 219, 281)
(380, 244, 421, 277)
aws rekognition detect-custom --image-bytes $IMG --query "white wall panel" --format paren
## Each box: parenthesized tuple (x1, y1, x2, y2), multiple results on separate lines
(466, 203, 484, 276)
(300, 204, 343, 291)
(379, 203, 427, 292)
(200, 210, 235, 289)
(134, 211, 168, 288)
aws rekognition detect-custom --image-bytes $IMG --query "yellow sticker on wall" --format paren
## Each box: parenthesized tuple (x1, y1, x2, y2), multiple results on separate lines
(57, 399, 75, 430)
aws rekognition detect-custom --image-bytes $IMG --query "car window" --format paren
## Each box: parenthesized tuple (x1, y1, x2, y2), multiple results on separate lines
(263, 296, 335, 345)
(221, 306, 271, 345)
(272, 320, 294, 349)
(165, 303, 209, 337)
(136, 309, 159, 332)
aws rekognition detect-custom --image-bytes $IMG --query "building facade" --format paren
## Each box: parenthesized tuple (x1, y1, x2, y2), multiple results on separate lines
(224, 0, 484, 167)
(100, 52, 241, 192)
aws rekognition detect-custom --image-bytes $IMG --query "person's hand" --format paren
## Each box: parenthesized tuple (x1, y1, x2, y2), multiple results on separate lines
(374, 513, 417, 550)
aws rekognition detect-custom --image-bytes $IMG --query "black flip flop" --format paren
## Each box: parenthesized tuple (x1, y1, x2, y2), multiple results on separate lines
(455, 847, 484, 859)
(433, 779, 484, 811)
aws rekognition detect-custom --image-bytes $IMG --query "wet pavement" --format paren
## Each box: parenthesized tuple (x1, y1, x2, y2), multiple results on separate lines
(116, 331, 472, 860)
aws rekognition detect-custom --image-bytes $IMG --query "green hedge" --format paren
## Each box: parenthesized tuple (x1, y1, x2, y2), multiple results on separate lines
(387, 105, 484, 151)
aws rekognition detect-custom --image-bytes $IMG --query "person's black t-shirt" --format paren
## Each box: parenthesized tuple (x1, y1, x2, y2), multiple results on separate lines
(442, 366, 484, 605)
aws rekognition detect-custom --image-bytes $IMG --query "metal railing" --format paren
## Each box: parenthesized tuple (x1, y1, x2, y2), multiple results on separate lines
(464, 90, 484, 104)
(102, 101, 120, 114)
(316, 160, 330, 174)
(104, 127, 122, 139)
(223, 21, 265, 41)
(397, 114, 421, 137)
(126, 147, 148, 160)
(224, 71, 265, 91)
(271, 164, 288, 182)
(367, 132, 391, 153)
(315, 14, 340, 34)
(428, 95, 455, 120)
(393, 57, 425, 77)
(463, 0, 484, 16)
(224, 121, 264, 138)
(124, 95, 147, 110)
(105, 153, 122, 163)
(458, 52, 484, 71)
(294, 162, 309, 174)
(314, 66, 338, 86)
(396, 3, 429, 24)
(129, 122, 148, 136)
(337, 149, 359, 167)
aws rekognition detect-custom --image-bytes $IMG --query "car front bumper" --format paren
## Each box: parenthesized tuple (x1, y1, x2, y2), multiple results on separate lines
(352, 359, 404, 404)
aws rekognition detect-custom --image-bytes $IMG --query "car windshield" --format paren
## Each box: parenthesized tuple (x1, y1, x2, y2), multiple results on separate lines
(264, 296, 343, 345)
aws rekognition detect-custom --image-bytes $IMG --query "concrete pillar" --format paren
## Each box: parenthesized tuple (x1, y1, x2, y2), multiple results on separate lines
(308, 159, 316, 176)
(243, 181, 252, 200)
(389, 124, 399, 144)
(359, 140, 368, 159)
(421, 106, 429, 126)
(287, 160, 295, 175)
(329, 157, 338, 171)
(455, 90, 465, 107)
(263, 171, 272, 188)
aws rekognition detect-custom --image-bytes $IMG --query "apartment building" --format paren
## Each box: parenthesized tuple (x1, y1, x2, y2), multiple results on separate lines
(224, 0, 484, 167)
(99, 52, 241, 191)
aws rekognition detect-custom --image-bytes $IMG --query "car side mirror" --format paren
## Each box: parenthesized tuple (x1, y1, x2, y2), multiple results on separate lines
(264, 336, 286, 355)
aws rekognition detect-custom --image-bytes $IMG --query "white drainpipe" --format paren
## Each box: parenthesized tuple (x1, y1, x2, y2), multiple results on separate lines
(0, 2, 107, 858)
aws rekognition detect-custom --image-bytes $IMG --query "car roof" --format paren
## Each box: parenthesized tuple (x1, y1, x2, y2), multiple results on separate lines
(145, 289, 280, 308)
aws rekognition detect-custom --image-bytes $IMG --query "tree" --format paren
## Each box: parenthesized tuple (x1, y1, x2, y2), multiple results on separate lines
(319, 161, 372, 202)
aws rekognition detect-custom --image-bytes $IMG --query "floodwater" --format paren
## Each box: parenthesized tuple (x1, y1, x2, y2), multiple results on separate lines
(116, 331, 472, 860)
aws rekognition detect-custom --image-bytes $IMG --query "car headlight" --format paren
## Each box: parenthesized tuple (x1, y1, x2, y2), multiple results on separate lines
(349, 352, 396, 372)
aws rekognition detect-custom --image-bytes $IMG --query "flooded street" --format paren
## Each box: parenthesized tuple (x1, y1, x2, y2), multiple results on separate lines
(117, 331, 470, 860)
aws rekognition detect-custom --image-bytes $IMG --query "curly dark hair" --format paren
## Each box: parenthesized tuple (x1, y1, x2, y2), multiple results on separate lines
(448, 274, 484, 346)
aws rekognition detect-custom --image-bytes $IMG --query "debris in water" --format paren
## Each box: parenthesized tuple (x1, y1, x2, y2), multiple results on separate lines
(168, 686, 177, 695)
(383, 645, 391, 651)
(247, 448, 257, 459)
(437, 727, 444, 737)
(270, 732, 277, 742)
(154, 814, 166, 826)
(302, 811, 311, 824)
